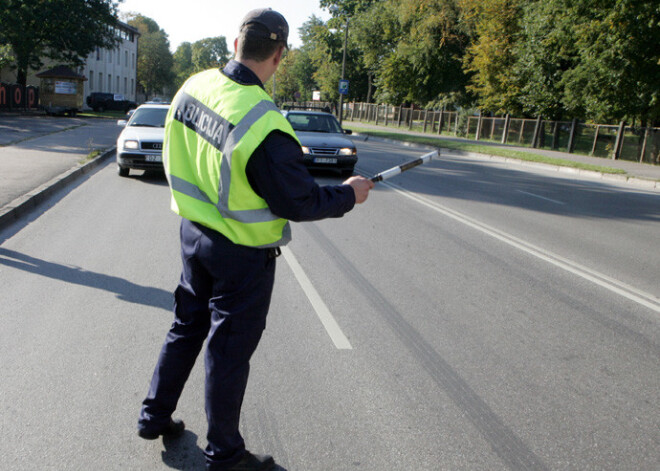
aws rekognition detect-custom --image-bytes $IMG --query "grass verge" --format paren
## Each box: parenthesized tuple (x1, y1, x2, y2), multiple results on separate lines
(349, 126, 627, 175)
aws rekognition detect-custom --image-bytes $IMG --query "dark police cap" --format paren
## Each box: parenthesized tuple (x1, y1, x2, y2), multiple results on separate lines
(240, 8, 289, 43)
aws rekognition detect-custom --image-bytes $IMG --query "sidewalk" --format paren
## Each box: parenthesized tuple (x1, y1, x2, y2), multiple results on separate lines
(348, 121, 660, 190)
(0, 115, 120, 229)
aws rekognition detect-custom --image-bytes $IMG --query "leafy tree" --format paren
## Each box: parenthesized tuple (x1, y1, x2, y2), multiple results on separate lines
(561, 0, 660, 124)
(0, 44, 14, 70)
(126, 14, 173, 99)
(269, 49, 305, 103)
(512, 1, 583, 120)
(290, 48, 317, 101)
(378, 0, 469, 105)
(462, 0, 524, 115)
(172, 42, 193, 91)
(351, 1, 401, 102)
(0, 0, 120, 87)
(191, 37, 230, 72)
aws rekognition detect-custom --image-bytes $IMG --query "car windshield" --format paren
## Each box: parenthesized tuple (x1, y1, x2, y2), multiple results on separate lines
(128, 108, 168, 127)
(286, 113, 343, 133)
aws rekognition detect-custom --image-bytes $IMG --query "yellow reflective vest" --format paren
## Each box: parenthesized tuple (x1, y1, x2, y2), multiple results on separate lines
(163, 69, 300, 248)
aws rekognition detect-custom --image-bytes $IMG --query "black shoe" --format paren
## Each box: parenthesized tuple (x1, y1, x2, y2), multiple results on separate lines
(138, 418, 185, 440)
(226, 451, 275, 470)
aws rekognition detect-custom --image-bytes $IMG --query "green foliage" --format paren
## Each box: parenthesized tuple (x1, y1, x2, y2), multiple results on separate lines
(172, 42, 193, 91)
(0, 0, 120, 86)
(127, 14, 174, 99)
(171, 37, 229, 92)
(462, 0, 524, 115)
(561, 0, 660, 124)
(0, 44, 14, 69)
(512, 0, 576, 119)
(191, 37, 230, 72)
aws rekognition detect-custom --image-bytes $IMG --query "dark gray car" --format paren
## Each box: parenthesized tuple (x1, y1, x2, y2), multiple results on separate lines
(282, 110, 357, 176)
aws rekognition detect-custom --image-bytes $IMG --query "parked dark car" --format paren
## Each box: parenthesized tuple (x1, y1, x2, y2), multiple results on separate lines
(86, 92, 137, 112)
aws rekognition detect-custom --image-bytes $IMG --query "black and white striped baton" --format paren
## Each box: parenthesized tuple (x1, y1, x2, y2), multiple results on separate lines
(370, 150, 437, 182)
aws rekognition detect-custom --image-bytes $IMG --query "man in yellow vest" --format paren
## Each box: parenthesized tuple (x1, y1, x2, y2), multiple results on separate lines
(137, 8, 373, 471)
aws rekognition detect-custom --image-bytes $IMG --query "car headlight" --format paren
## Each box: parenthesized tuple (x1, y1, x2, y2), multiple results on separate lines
(301, 146, 311, 154)
(123, 140, 139, 150)
(338, 147, 356, 156)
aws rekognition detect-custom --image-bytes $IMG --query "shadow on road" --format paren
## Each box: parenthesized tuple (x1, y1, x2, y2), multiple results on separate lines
(0, 247, 172, 310)
(160, 431, 289, 470)
(364, 153, 660, 221)
(161, 430, 206, 470)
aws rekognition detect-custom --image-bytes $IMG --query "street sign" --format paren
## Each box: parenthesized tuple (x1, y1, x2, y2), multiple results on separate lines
(339, 79, 349, 95)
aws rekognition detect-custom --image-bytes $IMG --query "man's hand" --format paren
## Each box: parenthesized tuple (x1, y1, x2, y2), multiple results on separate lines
(344, 175, 375, 204)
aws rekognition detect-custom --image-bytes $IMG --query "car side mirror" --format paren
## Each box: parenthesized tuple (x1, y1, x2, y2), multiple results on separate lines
(117, 120, 128, 127)
(343, 129, 352, 135)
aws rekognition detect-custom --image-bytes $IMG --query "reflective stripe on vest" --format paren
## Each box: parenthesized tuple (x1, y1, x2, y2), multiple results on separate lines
(168, 91, 281, 224)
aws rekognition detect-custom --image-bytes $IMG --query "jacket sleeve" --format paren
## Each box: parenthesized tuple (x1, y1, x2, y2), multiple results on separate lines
(245, 131, 356, 222)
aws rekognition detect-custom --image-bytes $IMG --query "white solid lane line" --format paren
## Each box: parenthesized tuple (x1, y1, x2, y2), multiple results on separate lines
(516, 190, 566, 205)
(281, 246, 353, 350)
(381, 179, 660, 315)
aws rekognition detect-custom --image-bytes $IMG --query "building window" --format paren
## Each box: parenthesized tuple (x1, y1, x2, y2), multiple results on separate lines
(131, 78, 134, 97)
(108, 50, 112, 63)
(117, 49, 120, 65)
(132, 53, 136, 70)
(89, 71, 94, 91)
(116, 76, 120, 93)
(124, 77, 127, 94)
(99, 74, 103, 91)
(125, 50, 128, 67)
(108, 74, 112, 92)
(96, 47, 101, 60)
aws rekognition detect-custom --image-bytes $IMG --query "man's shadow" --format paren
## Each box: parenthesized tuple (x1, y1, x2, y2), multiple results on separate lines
(0, 247, 172, 310)
(162, 431, 288, 470)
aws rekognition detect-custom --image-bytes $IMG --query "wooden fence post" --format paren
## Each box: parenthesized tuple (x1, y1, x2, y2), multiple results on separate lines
(639, 127, 650, 163)
(408, 106, 414, 129)
(397, 106, 403, 127)
(475, 111, 483, 140)
(532, 116, 542, 148)
(423, 109, 429, 133)
(567, 118, 577, 153)
(438, 111, 444, 135)
(590, 125, 601, 156)
(502, 114, 510, 144)
(612, 120, 625, 160)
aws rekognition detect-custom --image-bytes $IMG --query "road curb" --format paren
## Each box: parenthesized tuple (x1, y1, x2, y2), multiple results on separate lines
(353, 132, 659, 192)
(0, 147, 116, 231)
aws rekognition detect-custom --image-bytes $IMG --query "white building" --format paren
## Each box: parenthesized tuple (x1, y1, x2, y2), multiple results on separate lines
(0, 20, 140, 109)
(80, 21, 140, 108)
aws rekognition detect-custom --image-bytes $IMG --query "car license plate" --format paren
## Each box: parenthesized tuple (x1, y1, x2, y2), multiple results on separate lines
(314, 157, 337, 164)
(146, 155, 162, 162)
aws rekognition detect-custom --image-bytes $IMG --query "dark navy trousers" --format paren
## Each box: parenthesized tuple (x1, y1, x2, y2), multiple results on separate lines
(139, 218, 276, 470)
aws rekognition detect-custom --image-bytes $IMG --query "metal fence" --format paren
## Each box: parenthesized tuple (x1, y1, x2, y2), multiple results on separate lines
(288, 101, 660, 165)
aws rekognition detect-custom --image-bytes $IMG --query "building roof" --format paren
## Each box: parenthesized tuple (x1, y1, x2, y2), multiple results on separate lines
(36, 65, 86, 80)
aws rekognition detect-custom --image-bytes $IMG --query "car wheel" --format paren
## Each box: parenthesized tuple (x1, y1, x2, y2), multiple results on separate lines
(117, 165, 129, 177)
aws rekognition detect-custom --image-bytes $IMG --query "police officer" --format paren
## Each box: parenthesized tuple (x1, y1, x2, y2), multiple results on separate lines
(137, 8, 373, 471)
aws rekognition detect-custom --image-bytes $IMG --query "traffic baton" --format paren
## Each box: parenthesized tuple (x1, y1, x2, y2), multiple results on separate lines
(370, 150, 437, 182)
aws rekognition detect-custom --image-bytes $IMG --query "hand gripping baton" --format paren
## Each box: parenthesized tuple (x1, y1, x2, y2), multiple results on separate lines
(370, 150, 437, 182)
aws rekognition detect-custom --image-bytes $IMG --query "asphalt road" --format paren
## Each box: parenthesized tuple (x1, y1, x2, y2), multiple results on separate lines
(0, 138, 658, 470)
